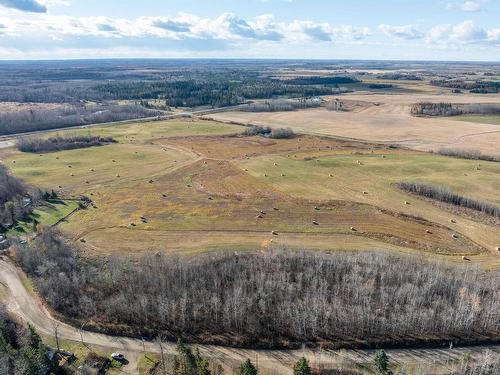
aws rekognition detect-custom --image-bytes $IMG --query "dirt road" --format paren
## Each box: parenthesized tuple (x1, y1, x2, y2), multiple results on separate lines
(0, 257, 498, 374)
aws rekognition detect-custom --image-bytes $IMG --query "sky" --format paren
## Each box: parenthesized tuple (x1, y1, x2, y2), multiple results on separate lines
(0, 0, 498, 61)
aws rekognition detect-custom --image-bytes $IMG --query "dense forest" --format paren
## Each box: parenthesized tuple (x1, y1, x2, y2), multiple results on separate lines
(0, 63, 342, 107)
(14, 230, 500, 348)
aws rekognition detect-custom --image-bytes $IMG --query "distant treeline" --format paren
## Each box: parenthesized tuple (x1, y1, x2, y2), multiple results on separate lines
(368, 83, 393, 89)
(285, 76, 358, 85)
(377, 73, 422, 81)
(239, 99, 321, 112)
(430, 80, 500, 93)
(14, 230, 500, 348)
(0, 104, 160, 136)
(411, 102, 500, 117)
(18, 135, 117, 153)
(397, 182, 499, 218)
(95, 78, 335, 108)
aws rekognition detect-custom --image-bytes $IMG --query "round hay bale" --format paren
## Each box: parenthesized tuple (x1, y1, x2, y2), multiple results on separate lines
(312, 221, 319, 226)
(116, 175, 120, 178)
(426, 229, 432, 234)
(281, 174, 286, 177)
(495, 246, 500, 252)
(452, 234, 459, 239)
(314, 206, 320, 210)
(462, 256, 470, 261)
(273, 207, 279, 211)
(363, 191, 368, 195)
(70, 173, 74, 177)
(404, 201, 410, 205)
(329, 174, 333, 177)
(350, 227, 356, 231)
(450, 219, 456, 223)
(274, 163, 278, 166)
(271, 231, 278, 235)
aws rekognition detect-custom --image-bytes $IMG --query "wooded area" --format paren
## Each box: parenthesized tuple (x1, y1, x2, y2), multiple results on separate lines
(18, 135, 117, 153)
(0, 104, 160, 136)
(14, 230, 500, 348)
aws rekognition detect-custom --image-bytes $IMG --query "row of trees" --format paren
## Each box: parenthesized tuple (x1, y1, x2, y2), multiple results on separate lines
(437, 148, 499, 162)
(397, 182, 499, 218)
(411, 102, 500, 117)
(243, 125, 295, 139)
(239, 99, 321, 112)
(17, 135, 117, 153)
(14, 230, 500, 348)
(0, 104, 160, 136)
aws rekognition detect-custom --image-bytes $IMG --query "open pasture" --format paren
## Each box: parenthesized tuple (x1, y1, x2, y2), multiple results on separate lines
(1, 119, 498, 260)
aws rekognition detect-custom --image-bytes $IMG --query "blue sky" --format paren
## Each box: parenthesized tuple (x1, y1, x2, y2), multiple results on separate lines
(0, 0, 498, 60)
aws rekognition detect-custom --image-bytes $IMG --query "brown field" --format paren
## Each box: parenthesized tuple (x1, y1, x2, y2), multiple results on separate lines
(2, 117, 499, 264)
(208, 92, 500, 156)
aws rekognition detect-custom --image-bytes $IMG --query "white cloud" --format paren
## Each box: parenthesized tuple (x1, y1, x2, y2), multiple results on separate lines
(447, 1, 486, 12)
(0, 12, 372, 45)
(0, 0, 46, 13)
(426, 21, 498, 46)
(379, 24, 424, 40)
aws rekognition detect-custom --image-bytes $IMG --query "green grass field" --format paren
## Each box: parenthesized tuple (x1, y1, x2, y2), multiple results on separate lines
(2, 118, 498, 262)
(454, 114, 500, 125)
(8, 199, 79, 236)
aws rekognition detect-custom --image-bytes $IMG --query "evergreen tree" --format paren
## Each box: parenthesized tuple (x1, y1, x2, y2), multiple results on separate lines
(293, 357, 312, 375)
(374, 350, 389, 374)
(235, 359, 257, 375)
(175, 338, 201, 375)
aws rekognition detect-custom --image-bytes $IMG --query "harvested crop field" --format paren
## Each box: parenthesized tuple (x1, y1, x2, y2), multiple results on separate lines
(208, 92, 500, 156)
(1, 118, 498, 262)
